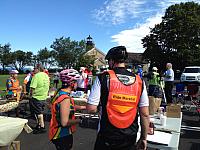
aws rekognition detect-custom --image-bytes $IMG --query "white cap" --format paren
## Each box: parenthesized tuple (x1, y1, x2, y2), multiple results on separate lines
(80, 67, 85, 71)
(152, 67, 158, 71)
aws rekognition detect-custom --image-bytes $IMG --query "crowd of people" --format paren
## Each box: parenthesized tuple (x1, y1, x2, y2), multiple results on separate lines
(1, 45, 178, 150)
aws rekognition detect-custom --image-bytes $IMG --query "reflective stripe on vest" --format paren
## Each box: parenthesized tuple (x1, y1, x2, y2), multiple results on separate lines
(49, 94, 76, 140)
(106, 70, 142, 129)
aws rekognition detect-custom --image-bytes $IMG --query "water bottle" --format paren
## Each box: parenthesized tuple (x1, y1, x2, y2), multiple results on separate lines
(159, 107, 164, 119)
(148, 122, 155, 135)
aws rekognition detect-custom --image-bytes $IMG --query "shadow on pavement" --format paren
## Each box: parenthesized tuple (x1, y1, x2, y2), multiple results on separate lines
(189, 142, 200, 150)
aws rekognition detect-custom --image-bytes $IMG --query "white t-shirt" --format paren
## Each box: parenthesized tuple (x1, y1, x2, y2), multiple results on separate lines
(23, 73, 32, 84)
(77, 72, 88, 88)
(88, 77, 149, 107)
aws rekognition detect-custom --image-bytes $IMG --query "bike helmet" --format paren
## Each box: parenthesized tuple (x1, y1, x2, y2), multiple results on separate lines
(105, 46, 128, 62)
(59, 69, 81, 83)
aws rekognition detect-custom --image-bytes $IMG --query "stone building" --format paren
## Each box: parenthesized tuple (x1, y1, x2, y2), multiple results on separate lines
(84, 35, 107, 70)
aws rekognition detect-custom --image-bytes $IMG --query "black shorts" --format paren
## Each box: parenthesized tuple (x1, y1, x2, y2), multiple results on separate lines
(94, 133, 136, 150)
(148, 85, 160, 97)
(52, 135, 73, 150)
(29, 98, 45, 115)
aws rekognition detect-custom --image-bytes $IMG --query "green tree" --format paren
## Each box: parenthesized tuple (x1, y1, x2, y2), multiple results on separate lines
(37, 47, 51, 68)
(142, 2, 200, 71)
(50, 37, 91, 69)
(86, 44, 94, 51)
(25, 51, 34, 66)
(76, 54, 95, 70)
(0, 43, 13, 72)
(32, 54, 39, 67)
(11, 50, 34, 72)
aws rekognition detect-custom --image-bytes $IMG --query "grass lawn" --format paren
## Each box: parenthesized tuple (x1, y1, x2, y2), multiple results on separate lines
(0, 74, 26, 90)
(0, 74, 27, 97)
(0, 74, 95, 97)
(0, 74, 57, 97)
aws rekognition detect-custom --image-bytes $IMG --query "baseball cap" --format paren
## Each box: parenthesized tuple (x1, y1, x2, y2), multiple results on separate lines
(152, 67, 158, 71)
(10, 70, 19, 74)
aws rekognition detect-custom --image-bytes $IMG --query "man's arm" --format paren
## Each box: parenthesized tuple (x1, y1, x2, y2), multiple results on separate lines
(86, 77, 101, 113)
(22, 83, 27, 94)
(139, 106, 149, 140)
(86, 103, 98, 113)
(137, 81, 149, 150)
(136, 106, 149, 150)
(30, 88, 34, 98)
(29, 75, 37, 98)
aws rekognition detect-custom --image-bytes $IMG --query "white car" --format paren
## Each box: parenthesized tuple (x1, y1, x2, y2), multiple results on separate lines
(180, 66, 200, 84)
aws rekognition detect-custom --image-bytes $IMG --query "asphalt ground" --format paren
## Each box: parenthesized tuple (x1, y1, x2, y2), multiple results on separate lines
(5, 79, 200, 150)
(12, 105, 200, 150)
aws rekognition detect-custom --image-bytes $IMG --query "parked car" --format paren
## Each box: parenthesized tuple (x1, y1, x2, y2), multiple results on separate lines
(180, 66, 200, 84)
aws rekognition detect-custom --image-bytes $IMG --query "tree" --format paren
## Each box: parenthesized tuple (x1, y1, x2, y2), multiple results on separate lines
(12, 50, 24, 71)
(11, 50, 34, 72)
(50, 37, 90, 69)
(76, 54, 95, 70)
(0, 43, 13, 72)
(25, 51, 34, 66)
(142, 2, 200, 71)
(37, 47, 51, 68)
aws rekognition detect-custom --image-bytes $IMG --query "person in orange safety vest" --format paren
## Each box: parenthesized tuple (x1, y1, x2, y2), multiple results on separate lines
(6, 70, 22, 100)
(87, 46, 150, 150)
(49, 69, 85, 150)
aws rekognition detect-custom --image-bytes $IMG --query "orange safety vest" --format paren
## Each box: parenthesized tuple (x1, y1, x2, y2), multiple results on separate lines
(106, 70, 142, 129)
(11, 79, 20, 94)
(7, 78, 20, 95)
(49, 94, 76, 140)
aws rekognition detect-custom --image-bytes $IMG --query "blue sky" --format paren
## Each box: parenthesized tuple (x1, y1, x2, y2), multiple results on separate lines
(0, 0, 200, 54)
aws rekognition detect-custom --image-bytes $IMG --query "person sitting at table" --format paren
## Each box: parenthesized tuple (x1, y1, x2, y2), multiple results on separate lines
(6, 70, 22, 101)
(49, 69, 83, 150)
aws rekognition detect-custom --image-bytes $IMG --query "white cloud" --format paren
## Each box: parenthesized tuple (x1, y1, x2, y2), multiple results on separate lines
(94, 0, 200, 25)
(93, 0, 152, 25)
(158, 0, 200, 8)
(106, 0, 200, 53)
(112, 13, 162, 53)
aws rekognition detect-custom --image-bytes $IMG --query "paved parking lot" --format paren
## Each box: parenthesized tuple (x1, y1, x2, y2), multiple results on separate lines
(7, 79, 200, 150)
(14, 107, 200, 150)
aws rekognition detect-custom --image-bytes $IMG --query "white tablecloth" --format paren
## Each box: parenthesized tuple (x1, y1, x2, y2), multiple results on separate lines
(0, 116, 28, 146)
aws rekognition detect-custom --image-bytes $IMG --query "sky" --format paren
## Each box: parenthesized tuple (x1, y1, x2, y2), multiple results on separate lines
(1, 0, 200, 54)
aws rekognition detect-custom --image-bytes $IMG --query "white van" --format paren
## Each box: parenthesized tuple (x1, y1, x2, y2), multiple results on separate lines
(180, 66, 200, 83)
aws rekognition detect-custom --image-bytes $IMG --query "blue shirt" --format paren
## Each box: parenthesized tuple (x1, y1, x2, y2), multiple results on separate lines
(164, 69, 174, 81)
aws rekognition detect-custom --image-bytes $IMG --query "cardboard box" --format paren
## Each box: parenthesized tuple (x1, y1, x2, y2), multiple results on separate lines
(166, 104, 181, 118)
(148, 96, 162, 115)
